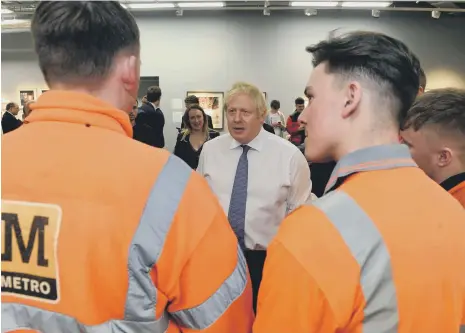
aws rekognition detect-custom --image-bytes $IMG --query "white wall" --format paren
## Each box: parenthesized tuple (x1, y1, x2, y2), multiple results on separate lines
(2, 11, 465, 150)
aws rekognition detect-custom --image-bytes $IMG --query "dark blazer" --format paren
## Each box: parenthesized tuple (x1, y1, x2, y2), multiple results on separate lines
(262, 123, 275, 134)
(174, 130, 219, 169)
(133, 103, 165, 148)
(181, 114, 214, 130)
(2, 112, 22, 134)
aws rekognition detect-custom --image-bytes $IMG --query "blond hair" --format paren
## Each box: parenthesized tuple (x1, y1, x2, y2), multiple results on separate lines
(225, 82, 267, 117)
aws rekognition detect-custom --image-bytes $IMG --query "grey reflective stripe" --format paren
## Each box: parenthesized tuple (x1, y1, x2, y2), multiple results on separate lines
(460, 325, 465, 333)
(125, 154, 192, 321)
(170, 244, 248, 330)
(313, 190, 399, 332)
(2, 303, 169, 333)
(325, 144, 417, 193)
(2, 154, 192, 333)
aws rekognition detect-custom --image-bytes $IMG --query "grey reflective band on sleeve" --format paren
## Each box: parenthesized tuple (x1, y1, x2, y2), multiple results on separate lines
(125, 154, 192, 321)
(2, 302, 169, 333)
(313, 190, 399, 333)
(170, 244, 248, 330)
(460, 325, 465, 333)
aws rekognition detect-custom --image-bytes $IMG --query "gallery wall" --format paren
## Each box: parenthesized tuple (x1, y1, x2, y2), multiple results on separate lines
(2, 10, 465, 151)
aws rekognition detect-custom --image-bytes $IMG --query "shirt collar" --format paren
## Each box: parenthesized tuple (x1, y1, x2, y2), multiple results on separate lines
(325, 144, 417, 194)
(27, 90, 133, 137)
(229, 127, 266, 152)
(440, 172, 465, 192)
(150, 102, 159, 111)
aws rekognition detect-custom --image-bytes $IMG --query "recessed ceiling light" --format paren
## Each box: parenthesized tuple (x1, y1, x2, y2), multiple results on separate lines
(290, 1, 338, 7)
(177, 2, 225, 8)
(127, 3, 175, 9)
(341, 2, 392, 8)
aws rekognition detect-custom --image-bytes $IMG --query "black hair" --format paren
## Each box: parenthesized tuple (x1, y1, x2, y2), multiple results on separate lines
(146, 86, 162, 103)
(270, 100, 281, 109)
(295, 97, 305, 105)
(185, 95, 200, 105)
(306, 30, 421, 124)
(31, 1, 139, 86)
(6, 102, 16, 111)
(401, 88, 465, 137)
(419, 67, 427, 90)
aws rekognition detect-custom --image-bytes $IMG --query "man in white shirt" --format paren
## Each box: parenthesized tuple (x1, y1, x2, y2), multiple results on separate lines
(197, 82, 314, 311)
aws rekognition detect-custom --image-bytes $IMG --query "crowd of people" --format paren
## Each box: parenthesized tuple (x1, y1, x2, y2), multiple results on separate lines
(2, 1, 465, 333)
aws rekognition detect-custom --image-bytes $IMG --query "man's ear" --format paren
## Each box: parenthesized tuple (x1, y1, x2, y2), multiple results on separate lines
(341, 81, 362, 119)
(121, 55, 139, 93)
(437, 148, 453, 168)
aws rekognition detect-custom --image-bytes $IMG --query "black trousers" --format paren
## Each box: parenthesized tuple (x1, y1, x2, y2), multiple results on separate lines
(244, 250, 267, 313)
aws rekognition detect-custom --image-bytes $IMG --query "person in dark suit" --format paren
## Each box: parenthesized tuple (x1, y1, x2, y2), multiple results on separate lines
(182, 95, 214, 129)
(133, 86, 165, 148)
(2, 102, 22, 134)
(174, 104, 219, 169)
(262, 122, 275, 134)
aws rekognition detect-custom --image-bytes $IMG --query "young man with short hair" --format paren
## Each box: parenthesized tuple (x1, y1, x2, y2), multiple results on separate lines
(255, 31, 465, 332)
(286, 97, 306, 145)
(401, 88, 465, 207)
(1, 2, 253, 332)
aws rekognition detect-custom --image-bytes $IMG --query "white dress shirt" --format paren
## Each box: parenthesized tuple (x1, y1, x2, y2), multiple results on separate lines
(197, 128, 314, 250)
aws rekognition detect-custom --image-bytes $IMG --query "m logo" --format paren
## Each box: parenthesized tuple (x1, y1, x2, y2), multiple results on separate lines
(1, 201, 62, 302)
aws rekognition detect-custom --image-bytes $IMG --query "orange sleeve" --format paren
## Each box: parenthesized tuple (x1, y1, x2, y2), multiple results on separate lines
(164, 176, 254, 333)
(254, 240, 339, 333)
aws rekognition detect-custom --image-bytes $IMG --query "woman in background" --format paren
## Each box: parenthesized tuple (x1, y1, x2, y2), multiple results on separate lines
(174, 104, 219, 169)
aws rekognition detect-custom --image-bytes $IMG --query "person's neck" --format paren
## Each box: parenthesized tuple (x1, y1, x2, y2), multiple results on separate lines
(151, 101, 159, 108)
(49, 85, 128, 111)
(190, 129, 205, 136)
(434, 166, 465, 185)
(270, 109, 278, 114)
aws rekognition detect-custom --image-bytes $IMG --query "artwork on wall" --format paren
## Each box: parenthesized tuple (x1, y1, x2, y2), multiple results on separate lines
(19, 89, 37, 108)
(186, 91, 224, 130)
(262, 92, 267, 101)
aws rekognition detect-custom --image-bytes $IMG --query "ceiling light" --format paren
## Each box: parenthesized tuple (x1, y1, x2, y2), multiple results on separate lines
(263, 8, 271, 15)
(341, 2, 392, 7)
(177, 2, 224, 8)
(305, 8, 318, 15)
(1, 8, 13, 14)
(432, 10, 440, 19)
(176, 8, 183, 16)
(127, 3, 175, 9)
(371, 9, 380, 17)
(290, 1, 338, 7)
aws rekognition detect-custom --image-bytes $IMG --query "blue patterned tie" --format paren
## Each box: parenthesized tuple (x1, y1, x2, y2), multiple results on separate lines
(228, 145, 250, 250)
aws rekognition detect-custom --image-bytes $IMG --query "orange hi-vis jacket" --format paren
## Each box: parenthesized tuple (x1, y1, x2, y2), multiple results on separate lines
(254, 144, 465, 333)
(441, 173, 465, 208)
(1, 91, 254, 333)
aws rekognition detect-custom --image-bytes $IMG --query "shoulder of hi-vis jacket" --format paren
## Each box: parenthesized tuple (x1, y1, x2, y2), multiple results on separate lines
(2, 91, 254, 333)
(255, 177, 465, 333)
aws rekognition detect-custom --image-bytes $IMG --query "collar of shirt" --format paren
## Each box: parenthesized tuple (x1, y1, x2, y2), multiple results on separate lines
(150, 102, 159, 111)
(440, 172, 465, 192)
(325, 144, 418, 194)
(229, 127, 266, 152)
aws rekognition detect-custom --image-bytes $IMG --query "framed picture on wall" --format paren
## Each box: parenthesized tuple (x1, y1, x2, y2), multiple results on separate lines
(262, 92, 267, 102)
(186, 91, 224, 130)
(18, 89, 37, 108)
(40, 89, 49, 94)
